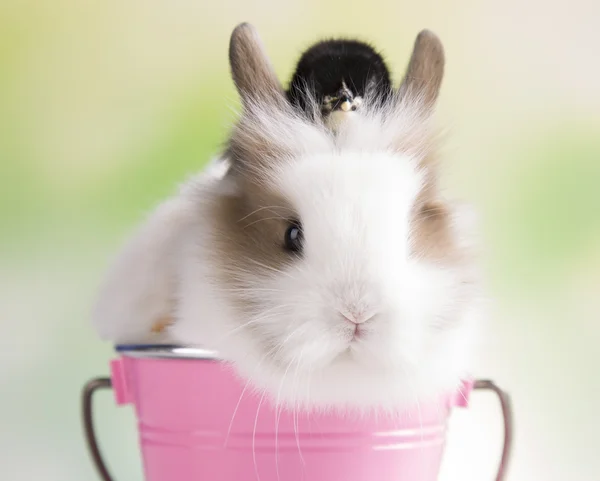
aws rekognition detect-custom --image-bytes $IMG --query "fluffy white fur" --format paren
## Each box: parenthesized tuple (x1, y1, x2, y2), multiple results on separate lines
(91, 159, 228, 344)
(92, 98, 483, 411)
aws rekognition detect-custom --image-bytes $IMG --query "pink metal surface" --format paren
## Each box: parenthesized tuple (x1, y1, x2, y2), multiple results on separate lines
(109, 355, 471, 481)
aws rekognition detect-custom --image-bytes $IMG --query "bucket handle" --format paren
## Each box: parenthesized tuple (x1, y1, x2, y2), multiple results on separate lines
(473, 379, 513, 481)
(82, 377, 115, 481)
(81, 377, 512, 481)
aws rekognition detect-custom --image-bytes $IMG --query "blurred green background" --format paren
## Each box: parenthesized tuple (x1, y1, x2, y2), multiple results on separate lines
(1, 1, 599, 480)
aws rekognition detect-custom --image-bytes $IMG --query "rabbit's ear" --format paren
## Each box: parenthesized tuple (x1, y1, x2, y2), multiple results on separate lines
(397, 30, 445, 109)
(229, 23, 286, 109)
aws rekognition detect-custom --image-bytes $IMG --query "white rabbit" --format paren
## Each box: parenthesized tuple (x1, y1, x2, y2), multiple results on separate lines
(92, 23, 485, 410)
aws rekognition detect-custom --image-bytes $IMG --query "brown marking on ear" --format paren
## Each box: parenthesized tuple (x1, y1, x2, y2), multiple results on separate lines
(398, 29, 445, 109)
(229, 23, 287, 109)
(388, 31, 446, 175)
(227, 23, 307, 179)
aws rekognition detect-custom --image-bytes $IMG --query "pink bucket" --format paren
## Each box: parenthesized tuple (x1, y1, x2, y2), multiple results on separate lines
(82, 345, 512, 481)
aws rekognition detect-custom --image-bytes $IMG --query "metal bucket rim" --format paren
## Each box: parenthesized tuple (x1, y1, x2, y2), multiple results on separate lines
(114, 344, 220, 360)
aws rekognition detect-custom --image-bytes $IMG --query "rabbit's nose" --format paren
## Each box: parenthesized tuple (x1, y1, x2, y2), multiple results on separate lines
(339, 309, 376, 325)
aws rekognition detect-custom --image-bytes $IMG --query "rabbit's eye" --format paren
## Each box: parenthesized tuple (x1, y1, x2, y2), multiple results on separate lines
(284, 221, 303, 253)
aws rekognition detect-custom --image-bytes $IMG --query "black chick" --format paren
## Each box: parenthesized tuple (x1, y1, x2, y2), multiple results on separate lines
(287, 39, 392, 119)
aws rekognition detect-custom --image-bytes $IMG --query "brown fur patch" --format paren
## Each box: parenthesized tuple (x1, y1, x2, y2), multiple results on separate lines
(206, 178, 298, 307)
(410, 198, 456, 261)
(408, 168, 467, 266)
